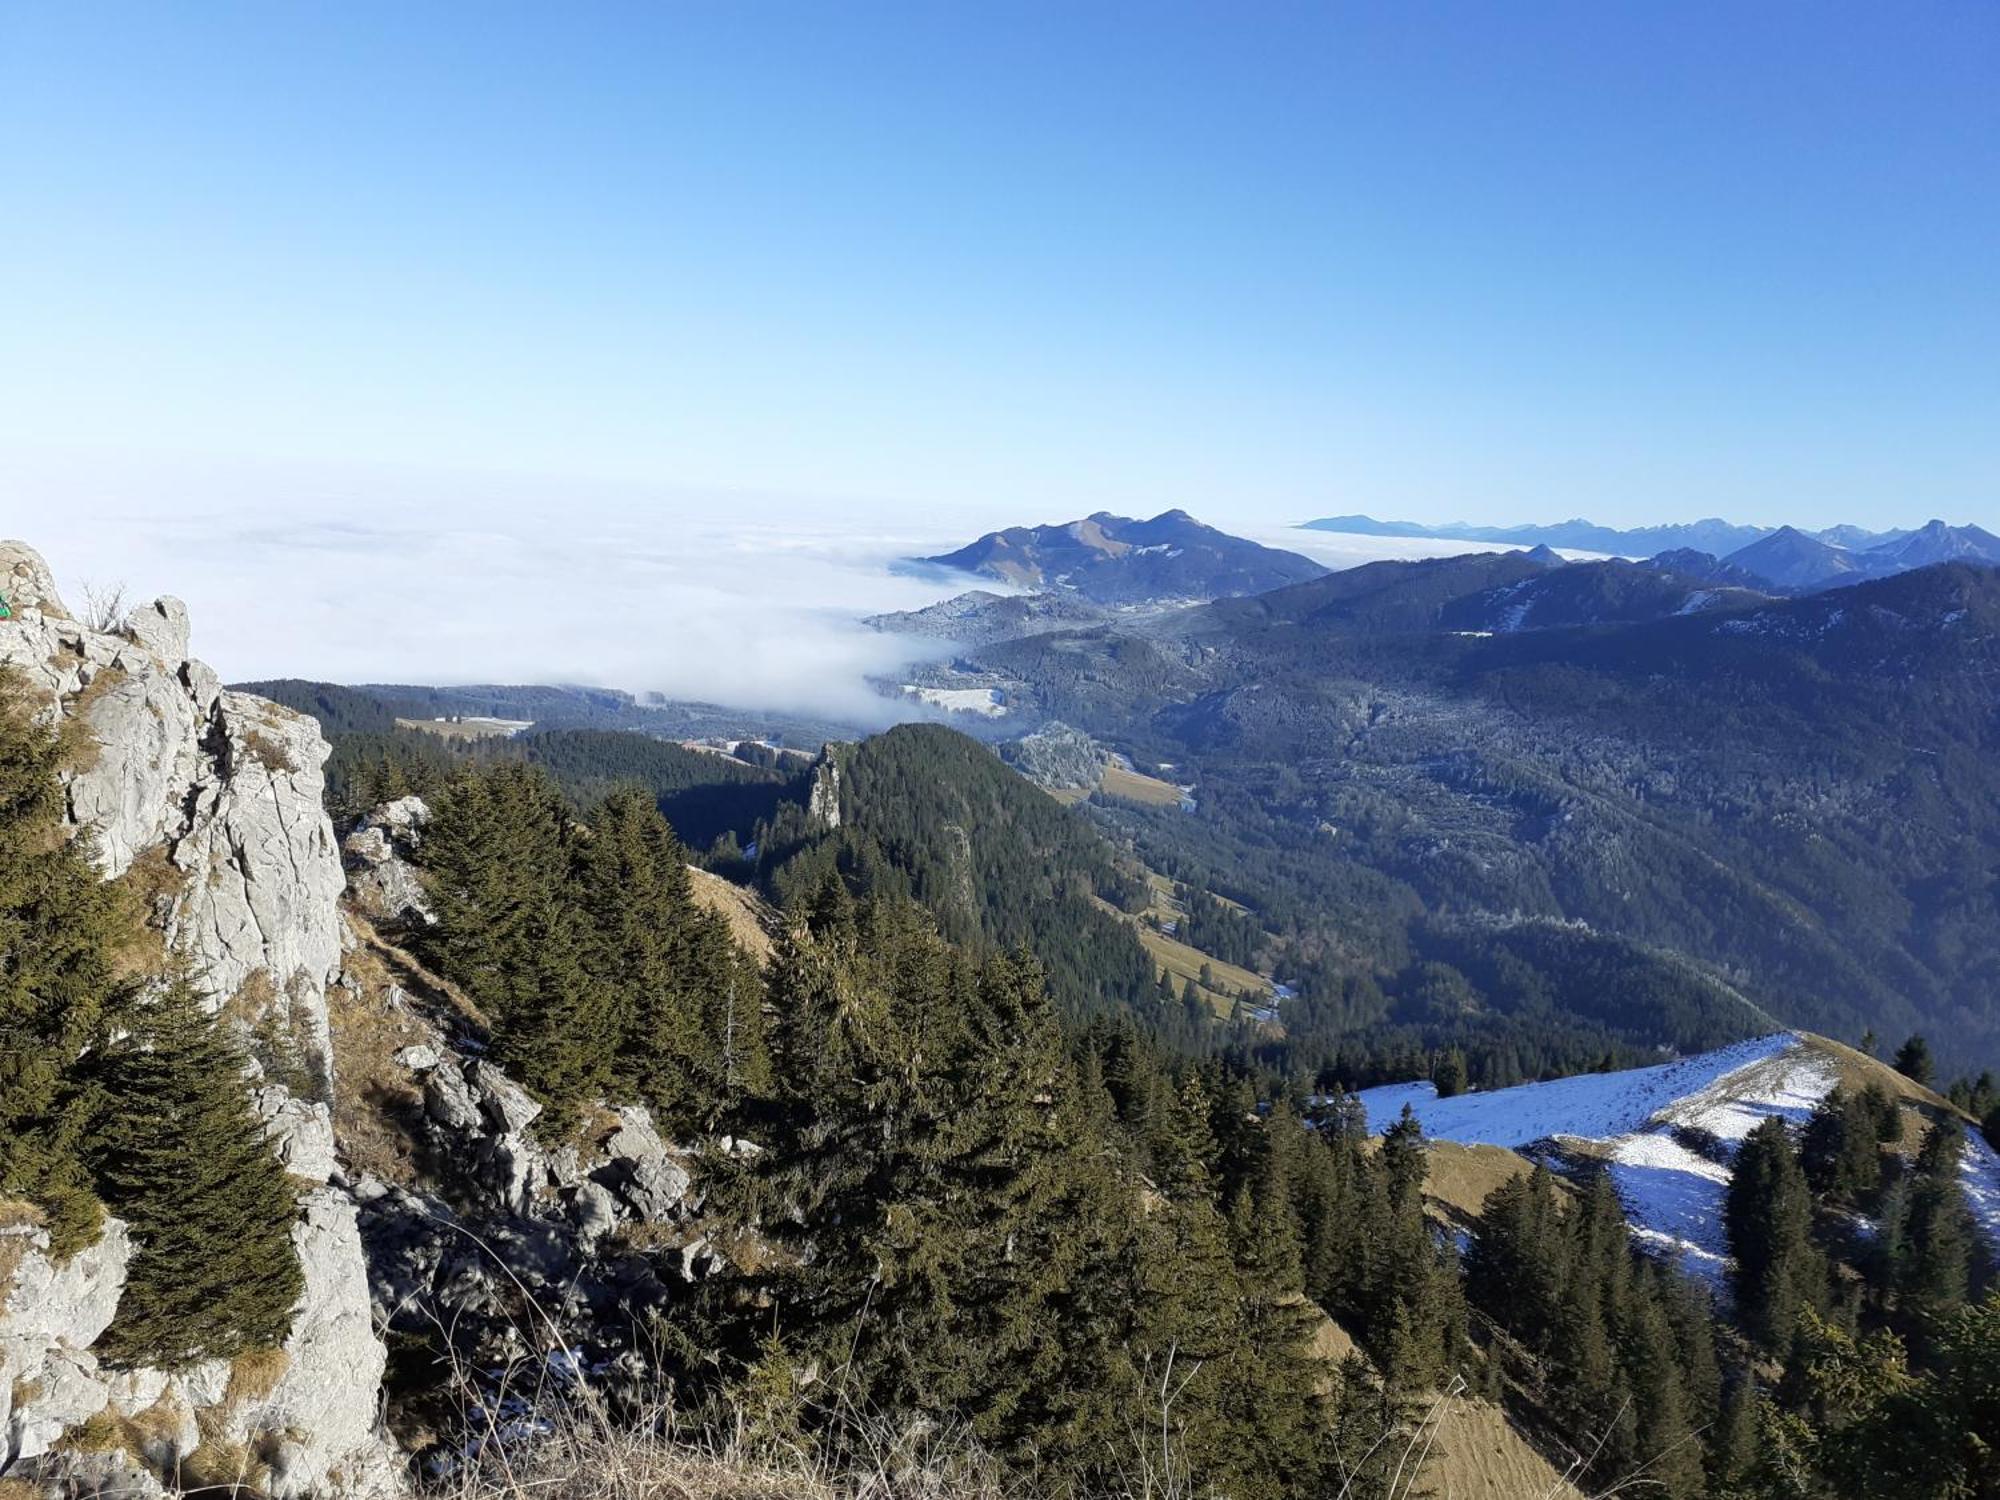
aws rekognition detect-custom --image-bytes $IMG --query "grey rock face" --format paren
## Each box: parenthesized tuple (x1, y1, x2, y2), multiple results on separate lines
(343, 795, 434, 927)
(0, 1218, 129, 1465)
(0, 541, 390, 1494)
(232, 1191, 392, 1497)
(256, 1086, 340, 1184)
(0, 541, 345, 1012)
(806, 747, 843, 828)
(350, 1025, 713, 1379)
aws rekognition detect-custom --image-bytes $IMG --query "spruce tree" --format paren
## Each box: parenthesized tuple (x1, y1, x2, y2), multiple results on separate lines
(1800, 1087, 1880, 1205)
(0, 670, 130, 1252)
(1432, 1047, 1468, 1098)
(418, 764, 609, 1115)
(1612, 1289, 1704, 1499)
(93, 973, 304, 1368)
(750, 904, 1144, 1473)
(1892, 1034, 1933, 1087)
(1725, 1116, 1823, 1354)
(1896, 1119, 1974, 1334)
(579, 787, 752, 1129)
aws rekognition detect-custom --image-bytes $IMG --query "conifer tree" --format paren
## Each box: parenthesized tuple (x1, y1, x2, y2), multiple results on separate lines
(1466, 1166, 1564, 1350)
(1613, 1271, 1704, 1499)
(1725, 1117, 1823, 1354)
(1860, 1079, 1904, 1141)
(0, 670, 130, 1252)
(1895, 1118, 1974, 1334)
(750, 904, 1147, 1472)
(1432, 1046, 1468, 1098)
(578, 786, 756, 1128)
(1799, 1087, 1880, 1205)
(1892, 1034, 1933, 1086)
(417, 765, 609, 1114)
(93, 973, 304, 1368)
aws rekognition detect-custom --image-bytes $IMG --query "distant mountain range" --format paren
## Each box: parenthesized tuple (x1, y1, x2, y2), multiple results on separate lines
(1301, 513, 2000, 594)
(1300, 513, 1908, 557)
(917, 509, 1326, 604)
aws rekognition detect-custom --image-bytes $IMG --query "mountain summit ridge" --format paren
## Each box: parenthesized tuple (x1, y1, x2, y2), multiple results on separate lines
(918, 509, 1327, 604)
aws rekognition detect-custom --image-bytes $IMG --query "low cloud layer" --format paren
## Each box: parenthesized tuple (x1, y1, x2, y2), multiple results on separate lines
(7, 458, 990, 727)
(6, 454, 1520, 729)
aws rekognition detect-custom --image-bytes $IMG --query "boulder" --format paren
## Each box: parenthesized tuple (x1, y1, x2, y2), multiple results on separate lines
(424, 1064, 484, 1132)
(122, 595, 191, 662)
(256, 1088, 339, 1185)
(568, 1181, 624, 1244)
(393, 1042, 442, 1073)
(471, 1061, 543, 1134)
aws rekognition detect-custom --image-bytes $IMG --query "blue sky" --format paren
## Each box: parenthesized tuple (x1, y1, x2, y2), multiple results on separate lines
(3, 3, 1996, 539)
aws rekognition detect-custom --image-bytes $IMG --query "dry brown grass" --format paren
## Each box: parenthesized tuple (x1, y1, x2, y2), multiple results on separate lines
(1799, 1031, 1975, 1150)
(1098, 764, 1184, 808)
(686, 866, 777, 965)
(110, 844, 189, 977)
(1417, 1142, 1556, 1230)
(347, 909, 487, 1029)
(327, 918, 471, 1188)
(225, 1347, 292, 1408)
(1421, 1393, 1586, 1500)
(0, 1197, 47, 1300)
(241, 727, 298, 775)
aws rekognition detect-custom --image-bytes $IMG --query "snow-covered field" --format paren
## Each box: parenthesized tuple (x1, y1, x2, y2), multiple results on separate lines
(901, 685, 1008, 716)
(1357, 1032, 2000, 1280)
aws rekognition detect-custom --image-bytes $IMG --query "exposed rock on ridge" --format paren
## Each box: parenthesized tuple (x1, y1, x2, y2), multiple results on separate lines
(0, 540, 390, 1496)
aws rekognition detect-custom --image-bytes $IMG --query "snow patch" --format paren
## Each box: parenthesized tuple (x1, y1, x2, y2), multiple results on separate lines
(1354, 1034, 1800, 1149)
(1962, 1134, 2000, 1246)
(1351, 1033, 1949, 1281)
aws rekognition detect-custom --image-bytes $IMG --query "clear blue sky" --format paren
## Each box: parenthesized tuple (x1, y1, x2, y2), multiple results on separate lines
(3, 2, 1995, 531)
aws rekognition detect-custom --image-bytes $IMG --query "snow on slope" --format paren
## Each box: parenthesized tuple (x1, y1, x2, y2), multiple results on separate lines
(1357, 1032, 2000, 1280)
(1355, 1035, 1799, 1149)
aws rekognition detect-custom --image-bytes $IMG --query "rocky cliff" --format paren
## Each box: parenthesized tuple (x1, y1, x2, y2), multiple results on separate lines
(1, 541, 389, 1496)
(3, 541, 761, 1496)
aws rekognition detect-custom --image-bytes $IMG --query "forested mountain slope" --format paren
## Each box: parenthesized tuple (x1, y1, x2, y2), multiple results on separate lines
(750, 724, 1160, 1020)
(939, 560, 2000, 1069)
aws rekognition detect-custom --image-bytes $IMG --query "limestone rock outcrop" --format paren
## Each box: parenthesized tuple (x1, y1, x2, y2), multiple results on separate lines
(342, 796, 434, 928)
(0, 540, 391, 1496)
(348, 1019, 717, 1382)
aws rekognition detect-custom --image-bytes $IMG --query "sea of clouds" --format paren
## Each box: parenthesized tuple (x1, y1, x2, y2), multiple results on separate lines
(4, 453, 1505, 727)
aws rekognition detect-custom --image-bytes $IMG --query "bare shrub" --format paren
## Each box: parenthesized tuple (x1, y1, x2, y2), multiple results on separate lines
(80, 580, 128, 633)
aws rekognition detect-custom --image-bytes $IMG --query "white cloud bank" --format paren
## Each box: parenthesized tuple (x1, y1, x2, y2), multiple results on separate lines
(3, 453, 1520, 727)
(4, 455, 990, 727)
